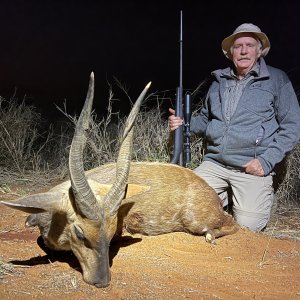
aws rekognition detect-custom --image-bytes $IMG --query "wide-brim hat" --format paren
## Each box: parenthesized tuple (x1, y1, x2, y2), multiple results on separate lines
(221, 23, 271, 59)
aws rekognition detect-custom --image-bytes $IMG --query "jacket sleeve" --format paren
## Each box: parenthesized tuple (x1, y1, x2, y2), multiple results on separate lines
(258, 79, 300, 175)
(190, 86, 211, 136)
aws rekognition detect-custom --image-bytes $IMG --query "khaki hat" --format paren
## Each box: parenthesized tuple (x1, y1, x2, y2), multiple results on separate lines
(221, 23, 271, 59)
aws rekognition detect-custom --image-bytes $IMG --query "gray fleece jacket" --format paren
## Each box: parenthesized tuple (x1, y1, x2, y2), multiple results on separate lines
(190, 58, 300, 175)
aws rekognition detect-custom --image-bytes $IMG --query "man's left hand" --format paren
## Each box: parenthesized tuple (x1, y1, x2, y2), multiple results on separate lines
(242, 159, 265, 176)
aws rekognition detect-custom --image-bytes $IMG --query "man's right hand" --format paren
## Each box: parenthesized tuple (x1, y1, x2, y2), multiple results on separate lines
(168, 108, 184, 131)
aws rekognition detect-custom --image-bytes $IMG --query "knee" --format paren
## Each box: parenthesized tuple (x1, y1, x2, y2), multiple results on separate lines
(232, 206, 270, 232)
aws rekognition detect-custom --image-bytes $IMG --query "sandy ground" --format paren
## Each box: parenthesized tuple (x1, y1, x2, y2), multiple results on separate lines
(0, 192, 300, 300)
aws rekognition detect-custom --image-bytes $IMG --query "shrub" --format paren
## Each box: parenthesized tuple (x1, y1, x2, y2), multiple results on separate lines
(0, 89, 299, 207)
(0, 95, 42, 173)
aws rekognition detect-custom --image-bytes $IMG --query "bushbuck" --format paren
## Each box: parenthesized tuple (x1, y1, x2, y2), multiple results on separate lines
(0, 73, 239, 288)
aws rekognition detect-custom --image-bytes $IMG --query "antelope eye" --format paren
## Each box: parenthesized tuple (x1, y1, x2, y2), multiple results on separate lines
(74, 225, 85, 241)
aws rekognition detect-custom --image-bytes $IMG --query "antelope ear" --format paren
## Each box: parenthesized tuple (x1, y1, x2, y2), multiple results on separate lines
(0, 192, 64, 214)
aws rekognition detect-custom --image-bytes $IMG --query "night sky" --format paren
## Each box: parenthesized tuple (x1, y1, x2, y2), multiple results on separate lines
(1, 0, 300, 120)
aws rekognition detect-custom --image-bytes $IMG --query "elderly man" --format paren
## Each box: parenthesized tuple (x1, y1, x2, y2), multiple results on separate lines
(169, 23, 300, 231)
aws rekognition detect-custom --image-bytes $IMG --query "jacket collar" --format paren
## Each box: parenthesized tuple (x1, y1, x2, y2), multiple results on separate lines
(212, 57, 270, 81)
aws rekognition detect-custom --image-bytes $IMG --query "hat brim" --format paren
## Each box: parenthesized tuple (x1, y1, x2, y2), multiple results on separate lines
(221, 31, 271, 59)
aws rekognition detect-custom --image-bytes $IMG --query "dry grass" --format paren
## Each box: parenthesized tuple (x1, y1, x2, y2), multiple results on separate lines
(38, 271, 81, 293)
(0, 87, 299, 202)
(274, 142, 300, 207)
(0, 96, 50, 174)
(0, 258, 20, 282)
(264, 206, 300, 241)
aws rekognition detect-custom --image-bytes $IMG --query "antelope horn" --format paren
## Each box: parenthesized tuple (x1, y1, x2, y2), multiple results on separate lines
(69, 72, 99, 220)
(106, 82, 151, 215)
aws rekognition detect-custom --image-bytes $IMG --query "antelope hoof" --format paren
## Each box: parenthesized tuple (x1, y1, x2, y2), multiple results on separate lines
(205, 231, 216, 244)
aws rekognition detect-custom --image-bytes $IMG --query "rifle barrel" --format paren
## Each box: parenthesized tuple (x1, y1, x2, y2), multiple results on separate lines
(170, 10, 184, 165)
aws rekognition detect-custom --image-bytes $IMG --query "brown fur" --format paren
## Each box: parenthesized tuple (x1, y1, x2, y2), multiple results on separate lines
(87, 161, 239, 240)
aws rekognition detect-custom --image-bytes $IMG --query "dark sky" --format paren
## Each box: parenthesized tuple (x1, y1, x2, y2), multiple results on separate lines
(1, 0, 300, 119)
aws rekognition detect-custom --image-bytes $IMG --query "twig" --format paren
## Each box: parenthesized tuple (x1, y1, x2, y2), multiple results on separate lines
(11, 289, 31, 295)
(13, 265, 32, 269)
(258, 219, 279, 268)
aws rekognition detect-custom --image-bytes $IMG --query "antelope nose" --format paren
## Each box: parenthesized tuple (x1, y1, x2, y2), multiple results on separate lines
(95, 279, 110, 288)
(95, 282, 109, 288)
(94, 270, 111, 288)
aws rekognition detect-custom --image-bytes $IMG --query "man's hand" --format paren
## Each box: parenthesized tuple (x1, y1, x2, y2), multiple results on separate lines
(168, 108, 183, 131)
(242, 159, 265, 176)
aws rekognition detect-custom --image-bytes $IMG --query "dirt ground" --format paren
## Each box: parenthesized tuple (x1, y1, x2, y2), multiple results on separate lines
(0, 188, 300, 300)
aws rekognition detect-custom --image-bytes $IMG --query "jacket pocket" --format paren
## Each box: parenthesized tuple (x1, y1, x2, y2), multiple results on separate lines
(226, 119, 263, 150)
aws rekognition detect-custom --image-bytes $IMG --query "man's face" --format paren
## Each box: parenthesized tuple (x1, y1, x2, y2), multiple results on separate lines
(231, 34, 262, 77)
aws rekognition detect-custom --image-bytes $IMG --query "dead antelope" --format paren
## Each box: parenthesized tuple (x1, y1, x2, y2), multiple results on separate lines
(0, 73, 239, 288)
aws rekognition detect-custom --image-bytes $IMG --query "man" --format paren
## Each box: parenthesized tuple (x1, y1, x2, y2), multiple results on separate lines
(169, 23, 300, 231)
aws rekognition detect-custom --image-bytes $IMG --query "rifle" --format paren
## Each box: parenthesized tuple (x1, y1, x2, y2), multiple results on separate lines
(170, 10, 192, 167)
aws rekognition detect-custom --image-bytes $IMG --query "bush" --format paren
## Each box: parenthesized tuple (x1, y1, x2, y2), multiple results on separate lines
(0, 95, 52, 177)
(0, 90, 299, 207)
(0, 95, 73, 185)
(274, 142, 300, 207)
